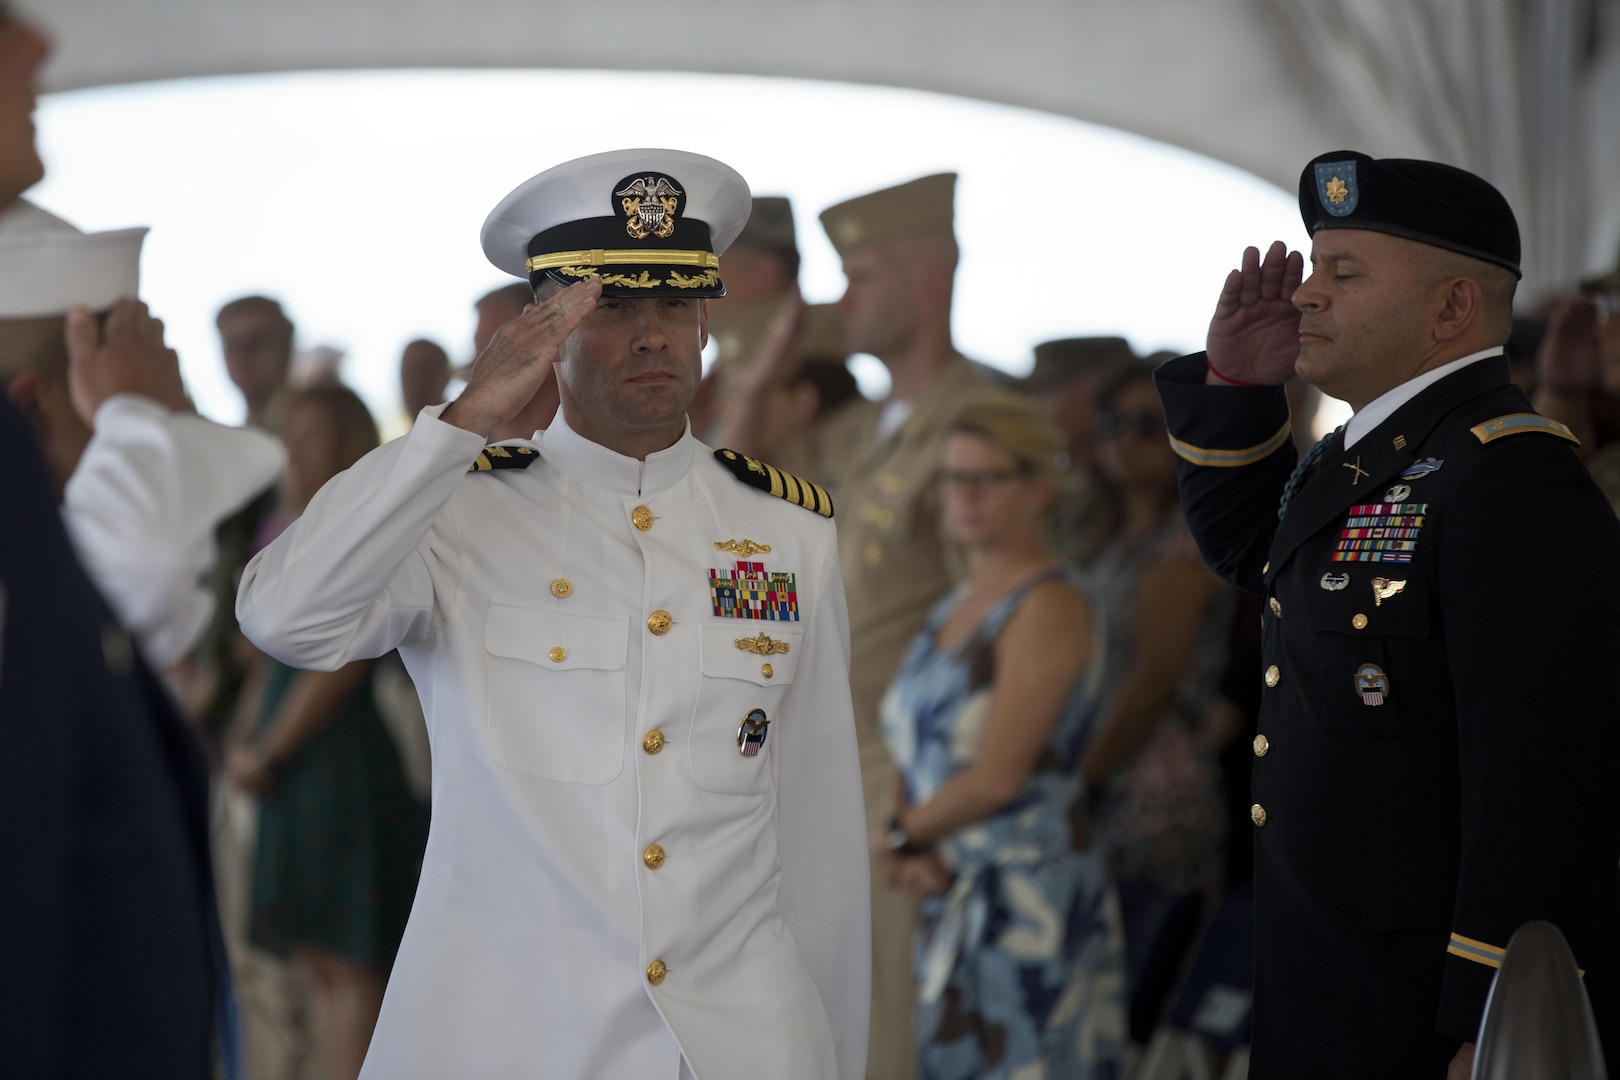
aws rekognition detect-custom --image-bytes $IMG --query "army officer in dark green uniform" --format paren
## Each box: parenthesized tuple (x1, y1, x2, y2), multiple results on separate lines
(1155, 151, 1620, 1079)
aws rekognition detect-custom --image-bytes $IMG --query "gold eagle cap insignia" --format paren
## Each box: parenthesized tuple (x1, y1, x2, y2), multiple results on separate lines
(614, 175, 682, 240)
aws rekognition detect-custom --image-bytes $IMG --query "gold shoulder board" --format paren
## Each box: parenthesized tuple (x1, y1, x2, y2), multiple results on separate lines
(1469, 413, 1580, 447)
(468, 444, 540, 472)
(713, 449, 834, 518)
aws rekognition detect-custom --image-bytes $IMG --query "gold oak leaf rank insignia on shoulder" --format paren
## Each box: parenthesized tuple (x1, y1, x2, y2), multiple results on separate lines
(468, 445, 539, 472)
(714, 449, 834, 518)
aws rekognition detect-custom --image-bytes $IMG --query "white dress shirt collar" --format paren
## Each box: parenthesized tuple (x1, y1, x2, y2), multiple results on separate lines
(1342, 346, 1504, 449)
(538, 407, 696, 496)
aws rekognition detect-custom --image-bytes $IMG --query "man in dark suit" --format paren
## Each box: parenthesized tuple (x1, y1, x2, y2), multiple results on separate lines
(1156, 150, 1620, 1079)
(0, 6, 231, 1076)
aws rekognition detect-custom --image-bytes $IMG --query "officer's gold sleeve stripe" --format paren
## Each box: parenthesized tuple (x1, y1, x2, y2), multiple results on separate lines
(1168, 422, 1292, 468)
(1447, 933, 1506, 969)
(527, 249, 720, 273)
(1470, 412, 1580, 446)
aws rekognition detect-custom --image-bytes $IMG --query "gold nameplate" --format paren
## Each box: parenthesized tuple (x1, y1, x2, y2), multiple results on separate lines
(735, 632, 790, 656)
(715, 538, 772, 558)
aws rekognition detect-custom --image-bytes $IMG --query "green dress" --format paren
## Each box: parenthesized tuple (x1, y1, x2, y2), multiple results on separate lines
(248, 658, 425, 969)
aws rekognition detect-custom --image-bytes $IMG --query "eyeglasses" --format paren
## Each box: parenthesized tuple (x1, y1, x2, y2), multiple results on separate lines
(936, 468, 1024, 494)
(1095, 411, 1168, 438)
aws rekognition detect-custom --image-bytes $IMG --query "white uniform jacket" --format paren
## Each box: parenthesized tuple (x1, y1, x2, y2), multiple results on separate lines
(237, 406, 870, 1080)
(65, 393, 283, 669)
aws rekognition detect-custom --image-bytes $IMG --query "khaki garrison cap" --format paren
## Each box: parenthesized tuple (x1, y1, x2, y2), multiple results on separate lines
(819, 173, 956, 257)
(1025, 336, 1137, 391)
(709, 300, 848, 368)
(733, 196, 797, 256)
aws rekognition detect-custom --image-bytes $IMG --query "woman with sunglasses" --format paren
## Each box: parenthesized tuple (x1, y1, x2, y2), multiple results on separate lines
(1082, 366, 1234, 914)
(877, 395, 1126, 1079)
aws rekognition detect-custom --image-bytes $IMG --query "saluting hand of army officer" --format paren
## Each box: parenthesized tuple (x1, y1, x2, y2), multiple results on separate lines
(1205, 239, 1305, 388)
(65, 297, 189, 422)
(442, 276, 601, 438)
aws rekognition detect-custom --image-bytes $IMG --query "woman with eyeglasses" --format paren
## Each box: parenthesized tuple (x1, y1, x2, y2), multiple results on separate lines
(1082, 366, 1234, 906)
(877, 396, 1126, 1079)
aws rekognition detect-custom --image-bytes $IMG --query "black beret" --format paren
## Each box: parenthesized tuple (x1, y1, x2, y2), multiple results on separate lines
(1299, 150, 1521, 279)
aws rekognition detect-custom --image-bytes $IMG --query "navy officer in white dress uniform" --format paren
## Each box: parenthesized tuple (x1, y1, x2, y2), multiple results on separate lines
(237, 149, 870, 1079)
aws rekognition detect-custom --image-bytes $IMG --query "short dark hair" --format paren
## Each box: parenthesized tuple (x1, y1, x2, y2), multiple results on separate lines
(215, 295, 293, 341)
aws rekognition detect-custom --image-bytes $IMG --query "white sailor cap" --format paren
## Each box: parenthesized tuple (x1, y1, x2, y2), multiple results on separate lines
(481, 148, 751, 299)
(0, 200, 148, 319)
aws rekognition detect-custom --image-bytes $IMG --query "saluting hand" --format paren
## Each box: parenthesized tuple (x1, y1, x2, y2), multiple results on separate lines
(1206, 241, 1305, 387)
(442, 277, 601, 438)
(65, 298, 190, 423)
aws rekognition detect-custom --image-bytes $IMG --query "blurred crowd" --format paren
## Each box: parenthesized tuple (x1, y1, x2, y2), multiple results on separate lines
(6, 9, 1620, 1079)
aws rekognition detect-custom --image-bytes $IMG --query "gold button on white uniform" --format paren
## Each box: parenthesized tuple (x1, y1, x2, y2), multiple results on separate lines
(632, 506, 654, 531)
(646, 959, 667, 985)
(643, 844, 666, 870)
(761, 663, 774, 679)
(549, 647, 567, 663)
(550, 578, 572, 598)
(647, 610, 673, 635)
(1265, 664, 1280, 688)
(1251, 803, 1268, 827)
(642, 729, 665, 755)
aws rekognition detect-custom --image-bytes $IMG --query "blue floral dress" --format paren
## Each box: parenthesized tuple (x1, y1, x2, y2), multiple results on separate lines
(880, 568, 1127, 1079)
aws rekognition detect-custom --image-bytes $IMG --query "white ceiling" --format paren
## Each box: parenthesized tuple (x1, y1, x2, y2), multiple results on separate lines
(24, 0, 1620, 294)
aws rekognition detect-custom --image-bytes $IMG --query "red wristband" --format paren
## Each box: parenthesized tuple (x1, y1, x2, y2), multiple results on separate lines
(1207, 358, 1259, 387)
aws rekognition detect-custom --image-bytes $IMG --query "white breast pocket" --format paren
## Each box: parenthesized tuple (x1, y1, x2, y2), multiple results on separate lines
(484, 603, 628, 784)
(689, 624, 804, 795)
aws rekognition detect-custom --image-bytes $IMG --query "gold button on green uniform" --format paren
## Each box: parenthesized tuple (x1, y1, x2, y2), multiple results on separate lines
(1251, 803, 1268, 827)
(1265, 665, 1281, 688)
(642, 729, 665, 755)
(646, 960, 667, 985)
(647, 610, 673, 635)
(643, 844, 666, 870)
(1254, 734, 1270, 757)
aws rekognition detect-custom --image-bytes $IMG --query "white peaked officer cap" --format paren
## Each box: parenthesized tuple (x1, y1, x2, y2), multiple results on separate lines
(481, 148, 751, 299)
(0, 199, 148, 318)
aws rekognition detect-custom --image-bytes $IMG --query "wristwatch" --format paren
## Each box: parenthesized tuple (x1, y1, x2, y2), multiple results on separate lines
(885, 814, 931, 857)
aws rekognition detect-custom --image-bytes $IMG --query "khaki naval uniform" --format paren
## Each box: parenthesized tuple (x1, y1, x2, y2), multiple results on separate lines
(833, 355, 1002, 1079)
(237, 408, 870, 1079)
